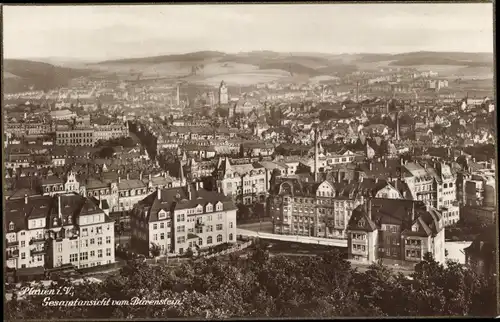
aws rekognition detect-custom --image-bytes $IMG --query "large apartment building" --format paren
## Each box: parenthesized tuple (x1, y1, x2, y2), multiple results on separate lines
(130, 183, 237, 256)
(346, 199, 445, 266)
(401, 161, 460, 227)
(214, 157, 271, 205)
(268, 176, 403, 239)
(5, 193, 115, 271)
(56, 123, 129, 146)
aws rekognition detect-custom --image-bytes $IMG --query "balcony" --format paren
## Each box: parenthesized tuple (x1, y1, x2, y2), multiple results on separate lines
(6, 250, 19, 259)
(29, 237, 46, 245)
(6, 240, 18, 247)
(351, 248, 367, 255)
(31, 248, 46, 256)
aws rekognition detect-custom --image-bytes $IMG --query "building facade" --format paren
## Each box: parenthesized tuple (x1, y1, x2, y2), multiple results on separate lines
(5, 193, 115, 271)
(130, 183, 237, 256)
(346, 199, 445, 266)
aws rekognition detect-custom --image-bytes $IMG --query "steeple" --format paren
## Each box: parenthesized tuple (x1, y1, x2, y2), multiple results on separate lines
(179, 161, 186, 185)
(314, 127, 321, 182)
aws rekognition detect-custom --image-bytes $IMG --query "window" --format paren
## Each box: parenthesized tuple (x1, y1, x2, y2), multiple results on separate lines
(106, 236, 111, 244)
(229, 222, 233, 228)
(198, 238, 203, 246)
(207, 225, 213, 232)
(21, 241, 26, 248)
(177, 236, 186, 244)
(82, 228, 88, 237)
(218, 213, 223, 220)
(106, 248, 111, 256)
(57, 243, 62, 252)
(98, 250, 103, 258)
(9, 222, 14, 231)
(80, 252, 88, 261)
(153, 234, 158, 241)
(160, 223, 164, 229)
(207, 236, 213, 244)
(70, 253, 78, 262)
(160, 233, 165, 240)
(153, 224, 158, 230)
(90, 250, 95, 257)
(98, 237, 103, 245)
(216, 224, 223, 231)
(21, 252, 26, 259)
(217, 235, 223, 243)
(229, 233, 233, 241)
(90, 238, 95, 245)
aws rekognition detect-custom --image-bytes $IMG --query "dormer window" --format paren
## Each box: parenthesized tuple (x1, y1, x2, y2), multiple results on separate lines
(53, 218, 58, 226)
(196, 205, 203, 214)
(68, 216, 72, 224)
(158, 210, 167, 220)
(8, 222, 14, 231)
(412, 225, 418, 232)
(358, 218, 365, 227)
(206, 203, 213, 212)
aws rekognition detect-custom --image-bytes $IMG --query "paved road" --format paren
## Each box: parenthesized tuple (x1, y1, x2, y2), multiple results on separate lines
(237, 221, 274, 233)
(237, 228, 348, 248)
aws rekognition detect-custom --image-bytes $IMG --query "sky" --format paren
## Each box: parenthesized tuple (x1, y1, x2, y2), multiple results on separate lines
(3, 4, 494, 61)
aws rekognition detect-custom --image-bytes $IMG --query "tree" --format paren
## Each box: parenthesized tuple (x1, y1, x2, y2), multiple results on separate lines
(150, 244, 161, 257)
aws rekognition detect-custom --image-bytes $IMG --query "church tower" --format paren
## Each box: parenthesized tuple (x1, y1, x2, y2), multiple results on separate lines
(219, 81, 229, 105)
(313, 127, 321, 182)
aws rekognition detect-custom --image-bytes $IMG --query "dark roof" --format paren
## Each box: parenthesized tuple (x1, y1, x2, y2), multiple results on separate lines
(347, 199, 442, 237)
(136, 184, 236, 223)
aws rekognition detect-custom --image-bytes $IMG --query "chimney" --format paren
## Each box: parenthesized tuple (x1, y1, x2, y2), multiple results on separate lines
(369, 162, 373, 171)
(140, 171, 143, 180)
(411, 202, 415, 222)
(359, 176, 364, 183)
(187, 183, 192, 200)
(400, 158, 404, 166)
(384, 158, 388, 168)
(57, 194, 62, 220)
(126, 173, 130, 180)
(375, 178, 379, 184)
(118, 176, 121, 183)
(149, 174, 152, 181)
(198, 181, 204, 189)
(157, 186, 161, 200)
(24, 194, 28, 205)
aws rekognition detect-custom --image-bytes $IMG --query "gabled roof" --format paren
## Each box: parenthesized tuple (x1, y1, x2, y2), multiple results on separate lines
(348, 199, 442, 237)
(135, 184, 236, 223)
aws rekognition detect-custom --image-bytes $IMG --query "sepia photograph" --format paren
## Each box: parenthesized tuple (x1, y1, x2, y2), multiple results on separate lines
(2, 2, 498, 320)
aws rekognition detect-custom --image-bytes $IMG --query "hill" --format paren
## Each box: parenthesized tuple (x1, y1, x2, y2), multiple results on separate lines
(3, 59, 92, 93)
(92, 51, 360, 85)
(96, 51, 226, 65)
(353, 51, 493, 67)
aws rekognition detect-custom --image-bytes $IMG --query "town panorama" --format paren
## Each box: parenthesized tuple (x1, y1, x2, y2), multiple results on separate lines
(3, 3, 498, 319)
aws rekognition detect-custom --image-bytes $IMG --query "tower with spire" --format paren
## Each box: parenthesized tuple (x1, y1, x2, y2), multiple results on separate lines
(313, 126, 321, 182)
(219, 81, 229, 105)
(179, 160, 186, 186)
